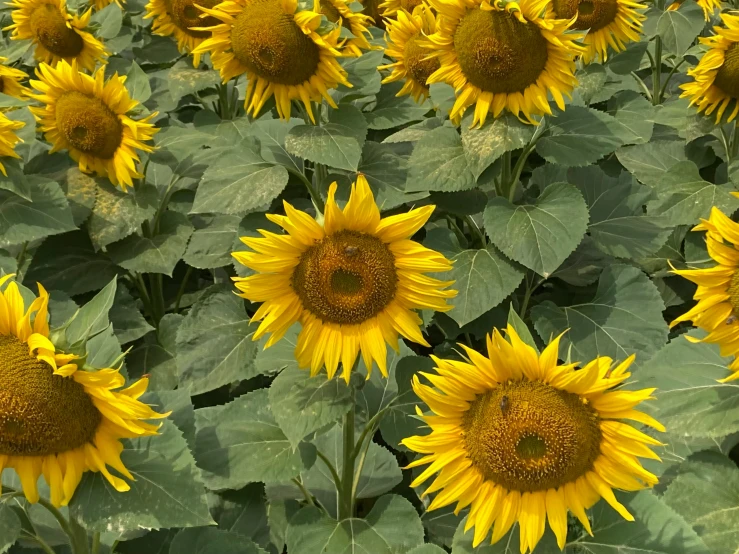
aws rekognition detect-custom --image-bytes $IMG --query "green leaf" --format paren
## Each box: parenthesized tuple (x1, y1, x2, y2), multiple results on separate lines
(127, 340, 179, 391)
(168, 61, 221, 102)
(175, 284, 259, 395)
(108, 211, 194, 276)
(69, 420, 214, 532)
(358, 141, 427, 210)
(647, 161, 739, 226)
(575, 64, 607, 105)
(210, 483, 271, 550)
(268, 366, 353, 448)
(532, 264, 668, 365)
(88, 182, 158, 249)
(0, 504, 21, 554)
(536, 107, 627, 167)
(461, 114, 535, 179)
(191, 147, 289, 215)
(246, 118, 302, 174)
(637, 337, 739, 440)
(24, 231, 120, 296)
(442, 244, 525, 327)
(657, 5, 705, 59)
(285, 104, 368, 171)
(383, 118, 442, 144)
(423, 507, 463, 549)
(616, 140, 687, 186)
(569, 167, 671, 259)
(63, 167, 97, 225)
(408, 546, 447, 554)
(255, 325, 300, 375)
(109, 285, 154, 344)
(193, 389, 317, 490)
(608, 90, 655, 145)
(365, 81, 429, 130)
(169, 528, 266, 554)
(125, 61, 152, 103)
(607, 41, 649, 75)
(91, 2, 123, 38)
(406, 126, 475, 192)
(286, 495, 424, 554)
(64, 278, 117, 345)
(0, 178, 76, 248)
(483, 183, 589, 277)
(507, 304, 538, 352)
(184, 214, 241, 269)
(662, 452, 739, 554)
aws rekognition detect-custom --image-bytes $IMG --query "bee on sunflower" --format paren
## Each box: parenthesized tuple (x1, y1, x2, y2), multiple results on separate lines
(671, 207, 739, 383)
(403, 325, 664, 553)
(424, 0, 583, 127)
(233, 175, 457, 382)
(192, 0, 351, 122)
(318, 0, 374, 57)
(0, 275, 168, 507)
(547, 0, 646, 63)
(27, 60, 159, 192)
(5, 0, 107, 72)
(0, 57, 30, 101)
(379, 4, 439, 102)
(681, 13, 739, 123)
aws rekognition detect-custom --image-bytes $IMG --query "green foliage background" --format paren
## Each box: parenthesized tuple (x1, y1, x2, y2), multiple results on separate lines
(0, 0, 738, 552)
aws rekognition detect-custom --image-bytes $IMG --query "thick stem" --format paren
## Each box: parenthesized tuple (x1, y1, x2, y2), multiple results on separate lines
(291, 477, 315, 507)
(288, 165, 325, 214)
(659, 58, 686, 101)
(338, 390, 356, 520)
(315, 450, 343, 496)
(91, 531, 101, 554)
(652, 36, 663, 106)
(174, 265, 194, 312)
(500, 151, 512, 198)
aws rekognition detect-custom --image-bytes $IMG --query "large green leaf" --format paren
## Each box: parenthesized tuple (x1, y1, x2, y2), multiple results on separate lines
(69, 420, 214, 532)
(608, 90, 655, 145)
(167, 61, 221, 102)
(532, 264, 668, 365)
(0, 504, 21, 554)
(483, 183, 589, 277)
(88, 182, 157, 249)
(210, 483, 271, 550)
(616, 141, 687, 186)
(662, 452, 739, 554)
(461, 114, 535, 179)
(193, 389, 317, 490)
(365, 81, 429, 130)
(107, 211, 194, 276)
(657, 4, 705, 59)
(184, 214, 241, 269)
(406, 126, 476, 192)
(268, 366, 353, 448)
(286, 495, 424, 554)
(125, 61, 152, 103)
(285, 104, 368, 171)
(409, 546, 447, 554)
(246, 118, 303, 173)
(169, 528, 266, 554)
(175, 284, 259, 395)
(191, 147, 289, 215)
(64, 278, 117, 345)
(357, 141, 427, 210)
(109, 285, 154, 344)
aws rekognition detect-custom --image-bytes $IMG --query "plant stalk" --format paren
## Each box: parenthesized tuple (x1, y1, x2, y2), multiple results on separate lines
(652, 36, 663, 106)
(338, 388, 356, 520)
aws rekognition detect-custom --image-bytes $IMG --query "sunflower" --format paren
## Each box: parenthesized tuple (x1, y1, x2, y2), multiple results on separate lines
(0, 57, 29, 100)
(144, 0, 222, 67)
(379, 4, 439, 102)
(424, 0, 583, 127)
(0, 275, 168, 507)
(5, 0, 108, 73)
(379, 0, 423, 17)
(27, 60, 159, 192)
(0, 113, 24, 175)
(667, 0, 719, 21)
(318, 0, 374, 57)
(681, 13, 739, 123)
(403, 325, 664, 553)
(360, 0, 385, 27)
(233, 175, 456, 382)
(91, 0, 123, 9)
(670, 207, 739, 383)
(192, 0, 351, 122)
(548, 0, 645, 64)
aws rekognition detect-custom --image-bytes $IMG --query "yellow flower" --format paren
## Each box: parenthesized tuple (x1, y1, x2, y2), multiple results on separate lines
(0, 57, 30, 100)
(0, 275, 168, 508)
(5, 0, 108, 73)
(318, 0, 374, 57)
(90, 0, 123, 9)
(403, 325, 664, 553)
(425, 0, 583, 127)
(0, 113, 24, 175)
(379, 4, 439, 102)
(379, 0, 423, 17)
(144, 0, 222, 67)
(667, 0, 719, 21)
(233, 175, 456, 382)
(671, 207, 739, 383)
(192, 0, 351, 122)
(548, 0, 645, 64)
(681, 13, 739, 123)
(28, 60, 159, 192)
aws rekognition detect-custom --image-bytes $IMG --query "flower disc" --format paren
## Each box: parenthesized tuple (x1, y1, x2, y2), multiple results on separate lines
(0, 335, 101, 457)
(405, 37, 439, 90)
(713, 44, 739, 99)
(551, 0, 618, 31)
(28, 2, 83, 57)
(292, 230, 398, 325)
(454, 8, 548, 94)
(55, 91, 123, 159)
(463, 380, 601, 492)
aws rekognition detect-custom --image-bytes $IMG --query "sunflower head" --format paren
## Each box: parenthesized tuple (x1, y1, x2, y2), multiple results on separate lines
(425, 0, 583, 127)
(144, 0, 221, 66)
(549, 0, 645, 63)
(0, 274, 168, 507)
(379, 4, 440, 102)
(232, 174, 456, 382)
(681, 14, 739, 123)
(0, 57, 30, 101)
(318, 0, 374, 56)
(192, 0, 351, 122)
(403, 325, 664, 553)
(0, 113, 24, 176)
(5, 0, 108, 72)
(27, 60, 159, 192)
(379, 0, 423, 16)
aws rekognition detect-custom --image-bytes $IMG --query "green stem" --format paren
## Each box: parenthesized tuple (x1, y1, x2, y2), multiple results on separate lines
(500, 151, 512, 198)
(338, 389, 356, 520)
(20, 531, 56, 554)
(147, 273, 165, 325)
(91, 531, 101, 554)
(174, 265, 194, 312)
(652, 36, 663, 106)
(464, 215, 486, 248)
(445, 215, 467, 247)
(291, 477, 315, 506)
(630, 72, 652, 101)
(519, 275, 534, 319)
(287, 165, 324, 214)
(506, 122, 547, 203)
(315, 450, 343, 496)
(659, 58, 686, 101)
(15, 241, 28, 279)
(731, 120, 739, 160)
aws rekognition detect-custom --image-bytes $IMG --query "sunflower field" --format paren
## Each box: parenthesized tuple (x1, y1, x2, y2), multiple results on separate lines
(1, 0, 739, 550)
